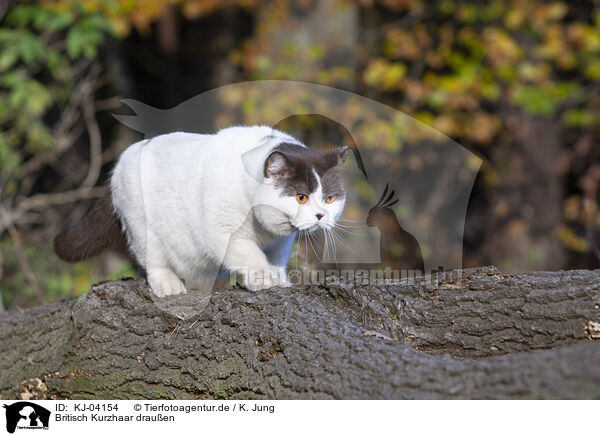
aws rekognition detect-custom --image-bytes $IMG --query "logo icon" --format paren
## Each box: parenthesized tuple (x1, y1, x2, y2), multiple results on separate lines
(3, 402, 50, 434)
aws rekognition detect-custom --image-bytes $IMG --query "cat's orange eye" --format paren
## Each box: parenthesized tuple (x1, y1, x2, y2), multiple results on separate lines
(325, 195, 336, 203)
(296, 194, 308, 204)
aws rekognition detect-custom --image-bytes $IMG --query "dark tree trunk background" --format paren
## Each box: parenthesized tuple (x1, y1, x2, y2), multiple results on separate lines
(1, 267, 599, 399)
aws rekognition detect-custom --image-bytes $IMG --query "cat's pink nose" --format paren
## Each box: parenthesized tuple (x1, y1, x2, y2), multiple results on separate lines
(316, 213, 324, 220)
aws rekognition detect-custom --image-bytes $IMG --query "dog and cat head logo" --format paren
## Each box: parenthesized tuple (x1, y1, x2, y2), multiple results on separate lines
(2, 402, 50, 433)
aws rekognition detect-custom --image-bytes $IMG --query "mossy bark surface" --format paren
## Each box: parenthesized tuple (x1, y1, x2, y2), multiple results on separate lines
(1, 267, 599, 399)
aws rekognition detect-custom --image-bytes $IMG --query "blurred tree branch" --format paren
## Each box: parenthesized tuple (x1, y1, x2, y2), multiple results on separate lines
(0, 4, 114, 238)
(0, 3, 123, 306)
(1, 186, 105, 232)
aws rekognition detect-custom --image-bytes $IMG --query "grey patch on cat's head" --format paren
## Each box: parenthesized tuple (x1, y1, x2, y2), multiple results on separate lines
(264, 142, 349, 196)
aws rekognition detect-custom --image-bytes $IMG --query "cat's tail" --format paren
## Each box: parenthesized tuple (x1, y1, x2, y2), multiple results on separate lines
(54, 188, 127, 261)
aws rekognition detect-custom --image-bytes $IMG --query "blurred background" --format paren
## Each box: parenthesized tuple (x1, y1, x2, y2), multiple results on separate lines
(0, 0, 599, 309)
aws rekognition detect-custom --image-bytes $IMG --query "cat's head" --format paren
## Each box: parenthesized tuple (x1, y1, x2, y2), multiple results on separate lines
(255, 142, 349, 235)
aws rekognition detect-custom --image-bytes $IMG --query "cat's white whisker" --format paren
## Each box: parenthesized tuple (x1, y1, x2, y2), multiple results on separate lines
(306, 230, 319, 261)
(333, 224, 369, 237)
(327, 228, 339, 268)
(324, 229, 330, 262)
(304, 230, 308, 267)
(324, 229, 331, 262)
(330, 227, 355, 254)
(335, 223, 368, 229)
(294, 230, 300, 268)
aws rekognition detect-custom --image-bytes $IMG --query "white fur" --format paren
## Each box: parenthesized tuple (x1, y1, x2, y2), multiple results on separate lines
(110, 126, 345, 296)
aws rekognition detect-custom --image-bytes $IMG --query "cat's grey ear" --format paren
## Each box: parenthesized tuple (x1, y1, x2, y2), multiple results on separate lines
(264, 152, 294, 179)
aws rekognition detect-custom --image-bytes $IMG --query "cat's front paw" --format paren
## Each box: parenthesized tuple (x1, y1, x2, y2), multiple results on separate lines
(147, 268, 188, 297)
(243, 268, 288, 291)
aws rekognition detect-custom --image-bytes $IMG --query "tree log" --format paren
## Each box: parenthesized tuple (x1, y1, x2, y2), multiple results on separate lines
(1, 267, 599, 399)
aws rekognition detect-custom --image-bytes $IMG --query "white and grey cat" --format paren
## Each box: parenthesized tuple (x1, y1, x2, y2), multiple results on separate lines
(55, 125, 349, 296)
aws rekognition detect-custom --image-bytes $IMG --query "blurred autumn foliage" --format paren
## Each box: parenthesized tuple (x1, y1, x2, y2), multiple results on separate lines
(0, 0, 599, 308)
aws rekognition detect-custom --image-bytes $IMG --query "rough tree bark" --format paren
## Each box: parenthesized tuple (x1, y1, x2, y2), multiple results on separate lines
(1, 267, 599, 399)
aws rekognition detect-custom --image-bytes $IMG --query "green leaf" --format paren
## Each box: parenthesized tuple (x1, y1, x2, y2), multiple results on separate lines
(513, 86, 556, 116)
(46, 50, 70, 80)
(24, 79, 53, 115)
(18, 32, 46, 65)
(3, 72, 29, 108)
(0, 134, 20, 174)
(1, 70, 24, 87)
(26, 122, 54, 153)
(79, 14, 114, 33)
(563, 109, 599, 127)
(42, 10, 75, 33)
(427, 88, 448, 109)
(0, 47, 19, 71)
(5, 4, 38, 27)
(31, 7, 52, 30)
(585, 59, 600, 80)
(512, 83, 582, 116)
(0, 29, 14, 42)
(66, 25, 105, 59)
